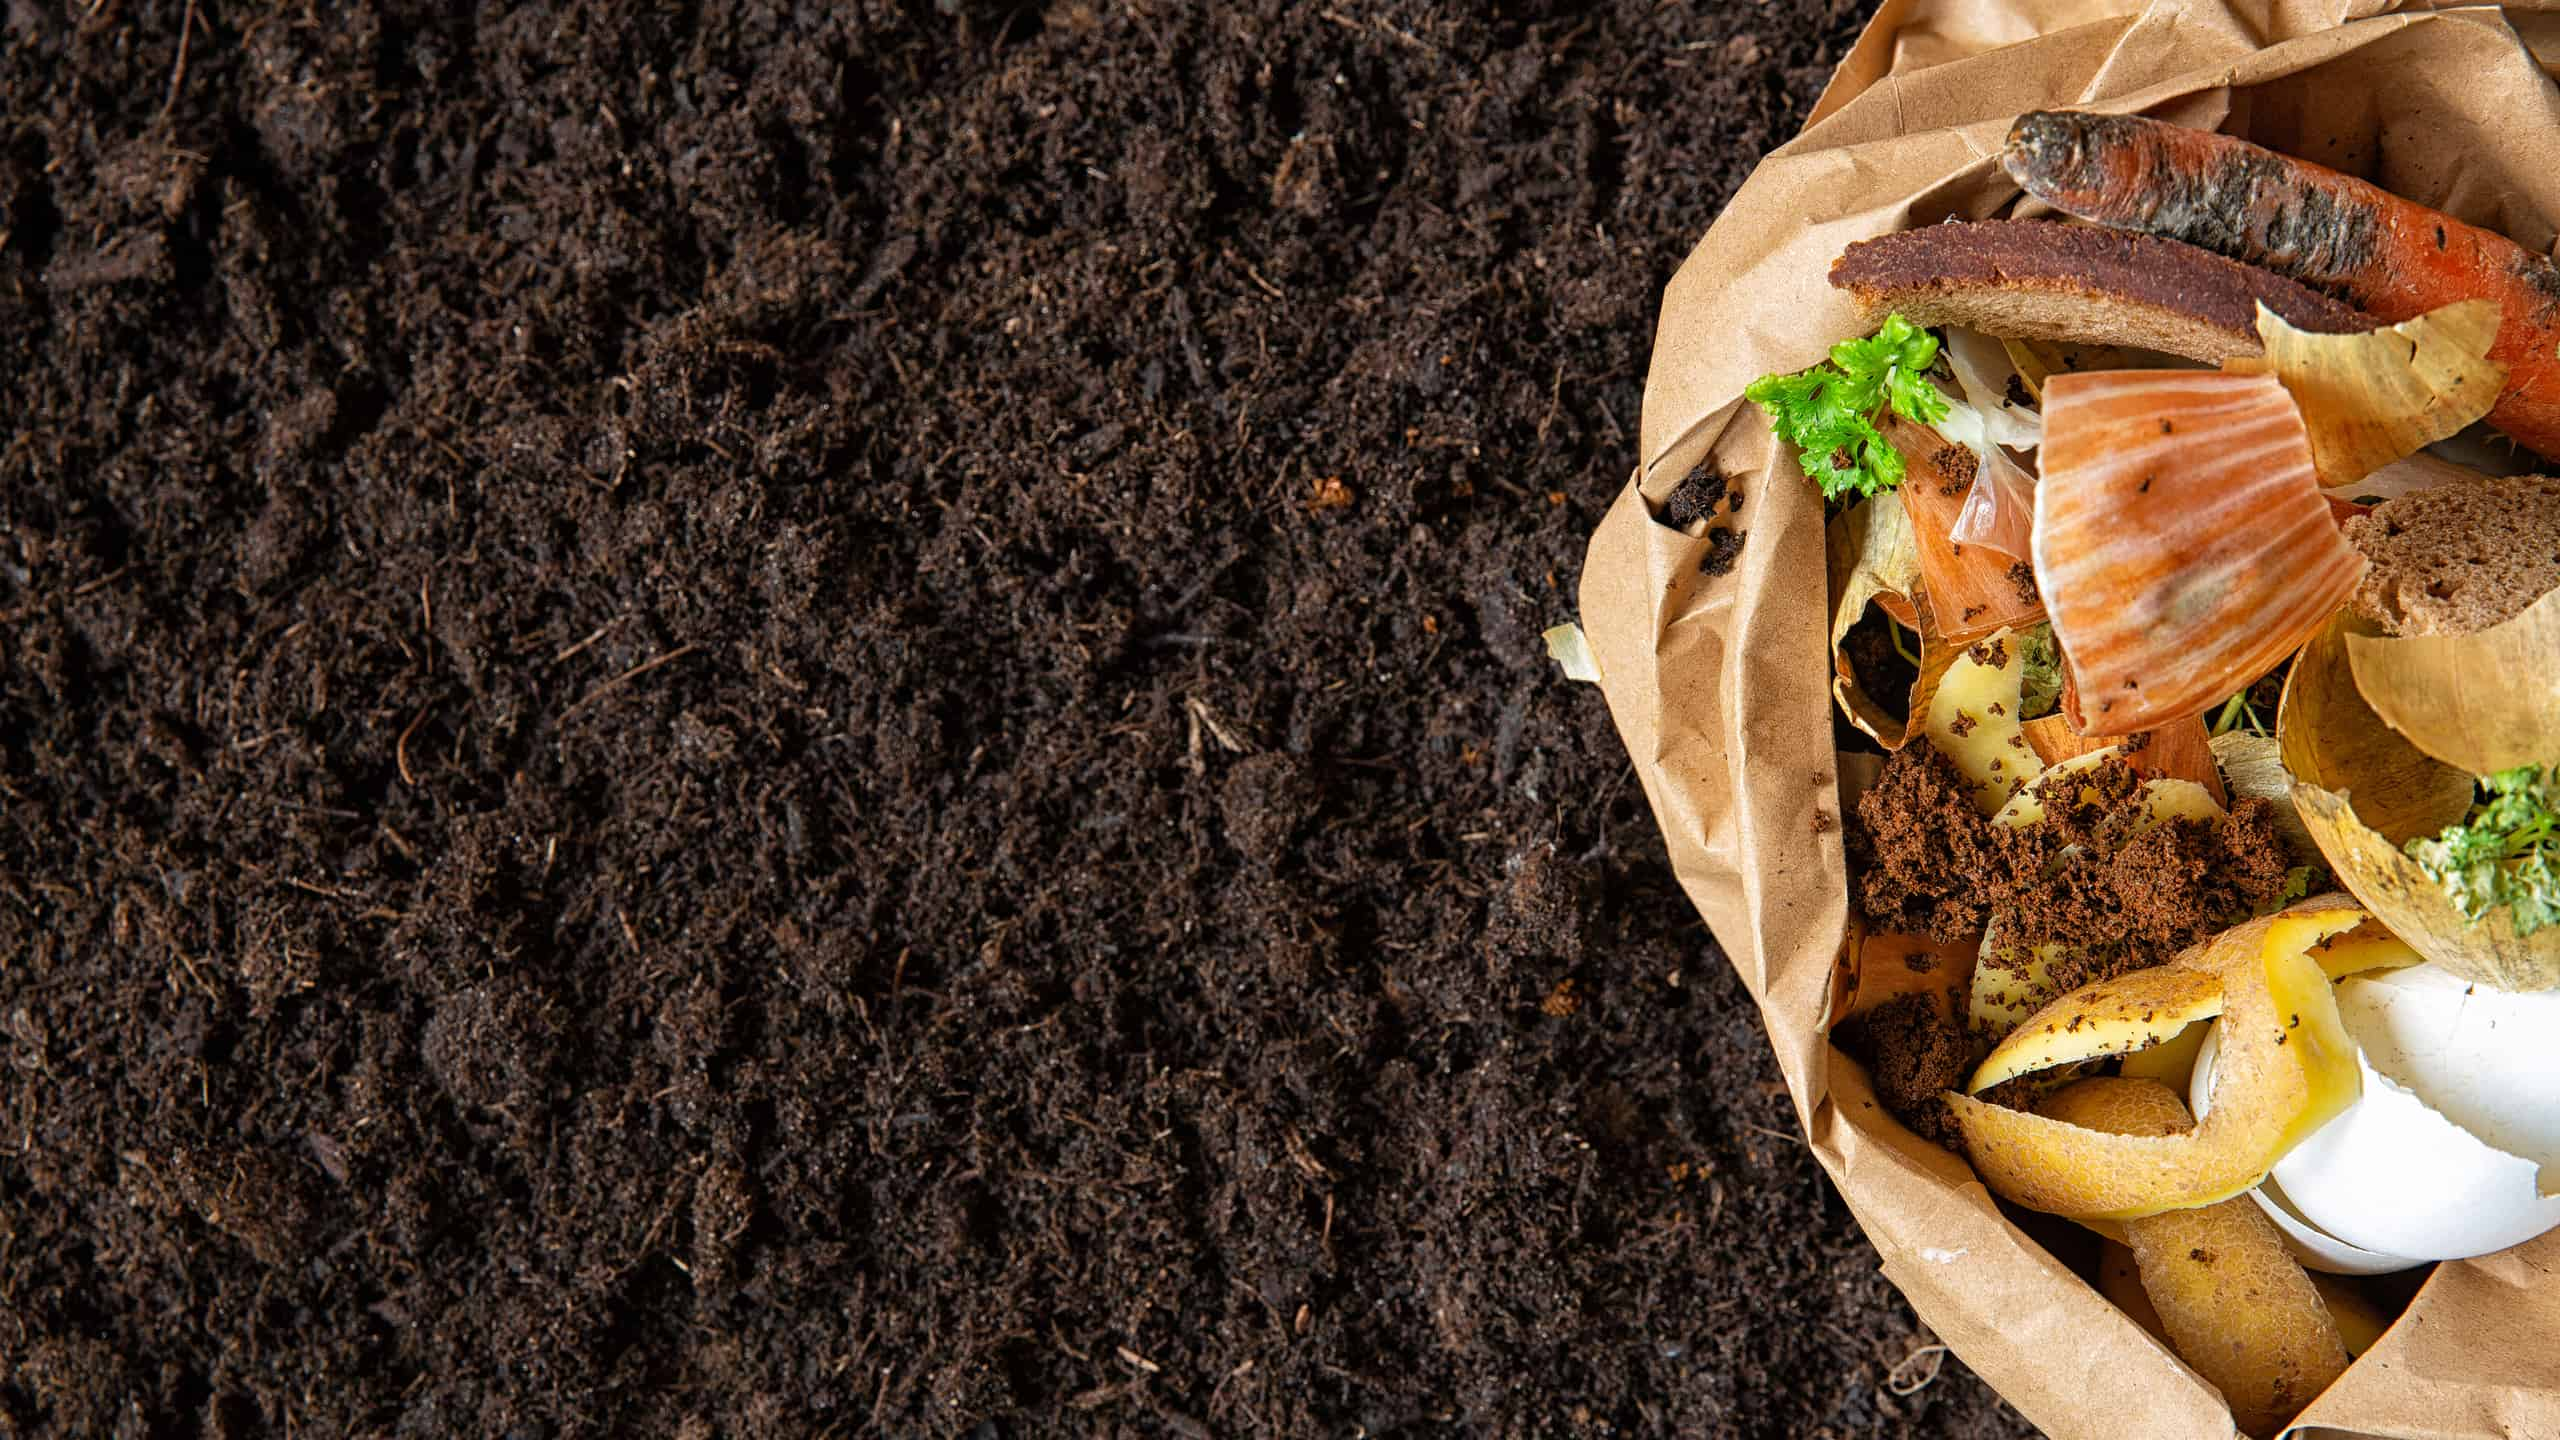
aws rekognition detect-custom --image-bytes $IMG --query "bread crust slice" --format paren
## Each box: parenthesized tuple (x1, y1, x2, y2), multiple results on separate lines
(2342, 474, 2560, 636)
(1830, 221, 2370, 363)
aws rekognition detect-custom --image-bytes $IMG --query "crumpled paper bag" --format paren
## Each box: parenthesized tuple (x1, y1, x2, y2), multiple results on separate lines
(1579, 2, 2560, 1435)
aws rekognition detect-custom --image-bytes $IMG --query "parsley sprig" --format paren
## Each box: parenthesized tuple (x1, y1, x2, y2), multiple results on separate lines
(2405, 763, 2560, 937)
(1744, 314, 1950, 502)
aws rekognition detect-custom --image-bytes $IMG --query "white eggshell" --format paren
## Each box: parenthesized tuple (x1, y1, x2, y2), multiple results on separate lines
(2271, 964, 2560, 1261)
(2253, 1173, 2425, 1277)
(2189, 1025, 2426, 1275)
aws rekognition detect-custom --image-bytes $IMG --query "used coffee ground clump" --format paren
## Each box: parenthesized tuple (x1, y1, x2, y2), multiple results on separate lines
(1836, 992, 1972, 1145)
(1847, 742, 2040, 940)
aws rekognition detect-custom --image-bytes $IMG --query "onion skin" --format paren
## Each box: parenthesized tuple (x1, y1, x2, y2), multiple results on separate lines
(1888, 416, 2046, 643)
(2033, 371, 2363, 731)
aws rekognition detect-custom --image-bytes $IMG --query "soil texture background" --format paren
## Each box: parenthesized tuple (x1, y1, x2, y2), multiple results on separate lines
(0, 1, 2043, 1434)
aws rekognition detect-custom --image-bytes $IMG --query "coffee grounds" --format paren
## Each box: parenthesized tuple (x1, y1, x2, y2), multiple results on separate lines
(1664, 467, 1730, 528)
(1848, 743, 2040, 940)
(1857, 742, 2291, 956)
(1835, 995, 1969, 1146)
(1701, 526, 1749, 576)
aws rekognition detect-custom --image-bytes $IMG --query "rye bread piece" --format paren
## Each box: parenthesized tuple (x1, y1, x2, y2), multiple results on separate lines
(2342, 474, 2560, 636)
(1830, 221, 2370, 363)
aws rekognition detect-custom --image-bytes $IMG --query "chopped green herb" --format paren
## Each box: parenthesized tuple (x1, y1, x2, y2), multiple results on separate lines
(2015, 625, 2063, 722)
(1745, 314, 1949, 502)
(2405, 763, 2560, 937)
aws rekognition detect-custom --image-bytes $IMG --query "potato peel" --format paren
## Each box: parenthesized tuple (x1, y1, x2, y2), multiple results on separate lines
(1968, 962, 2226, 1093)
(2048, 1078, 2349, 1438)
(1924, 628, 2040, 814)
(2224, 299, 2505, 489)
(1946, 901, 2366, 1220)
(2344, 587, 2560, 779)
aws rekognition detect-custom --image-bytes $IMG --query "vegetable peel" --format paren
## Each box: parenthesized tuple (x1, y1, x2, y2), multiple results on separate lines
(1825, 493, 1929, 748)
(2343, 587, 2560, 779)
(1923, 627, 2039, 814)
(2033, 369, 2363, 732)
(2279, 609, 2560, 988)
(2047, 1078, 2349, 1439)
(1946, 900, 2367, 1221)
(2224, 300, 2505, 489)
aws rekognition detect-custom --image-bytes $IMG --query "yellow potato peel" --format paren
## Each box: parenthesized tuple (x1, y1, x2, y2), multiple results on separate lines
(1925, 628, 2039, 815)
(2048, 1078, 2348, 1439)
(1965, 900, 2370, 1094)
(1946, 901, 2366, 1220)
(2344, 586, 2560, 779)
(2281, 609, 2560, 989)
(1968, 962, 2225, 1094)
(2224, 299, 2505, 488)
(1990, 746, 2119, 828)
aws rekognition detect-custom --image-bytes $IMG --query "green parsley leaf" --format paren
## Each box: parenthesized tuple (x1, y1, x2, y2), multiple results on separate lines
(1746, 314, 1948, 502)
(2405, 762, 2560, 937)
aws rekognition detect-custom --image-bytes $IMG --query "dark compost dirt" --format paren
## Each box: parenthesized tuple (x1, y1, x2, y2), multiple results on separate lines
(0, 3, 2044, 1435)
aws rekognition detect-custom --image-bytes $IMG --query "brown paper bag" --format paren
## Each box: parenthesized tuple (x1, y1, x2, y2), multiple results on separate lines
(1579, 2, 2560, 1435)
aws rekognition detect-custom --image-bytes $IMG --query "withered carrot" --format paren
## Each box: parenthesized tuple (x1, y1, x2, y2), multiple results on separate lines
(2005, 110, 2560, 460)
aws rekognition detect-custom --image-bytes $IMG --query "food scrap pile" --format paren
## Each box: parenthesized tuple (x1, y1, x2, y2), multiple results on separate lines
(1770, 110, 2560, 1437)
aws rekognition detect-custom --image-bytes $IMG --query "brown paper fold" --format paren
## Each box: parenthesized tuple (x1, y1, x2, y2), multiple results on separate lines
(1583, 2, 2560, 1435)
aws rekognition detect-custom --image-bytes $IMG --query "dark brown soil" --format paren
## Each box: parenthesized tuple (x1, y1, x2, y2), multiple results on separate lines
(0, 3, 2039, 1435)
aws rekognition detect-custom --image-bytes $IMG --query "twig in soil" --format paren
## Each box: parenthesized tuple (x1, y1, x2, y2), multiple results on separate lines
(563, 642, 703, 718)
(158, 0, 199, 121)
(1184, 696, 1252, 755)
(71, 562, 136, 598)
(553, 614, 633, 662)
(395, 704, 432, 786)
(1886, 1343, 1950, 1396)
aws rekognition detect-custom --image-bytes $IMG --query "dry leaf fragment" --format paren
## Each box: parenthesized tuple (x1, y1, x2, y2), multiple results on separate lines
(2225, 300, 2505, 489)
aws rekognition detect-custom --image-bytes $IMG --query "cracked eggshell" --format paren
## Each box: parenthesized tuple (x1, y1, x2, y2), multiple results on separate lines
(2191, 1024, 2426, 1276)
(2278, 964, 2560, 1261)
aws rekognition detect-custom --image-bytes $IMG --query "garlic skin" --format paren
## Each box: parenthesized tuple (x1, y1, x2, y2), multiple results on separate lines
(2200, 963, 2560, 1264)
